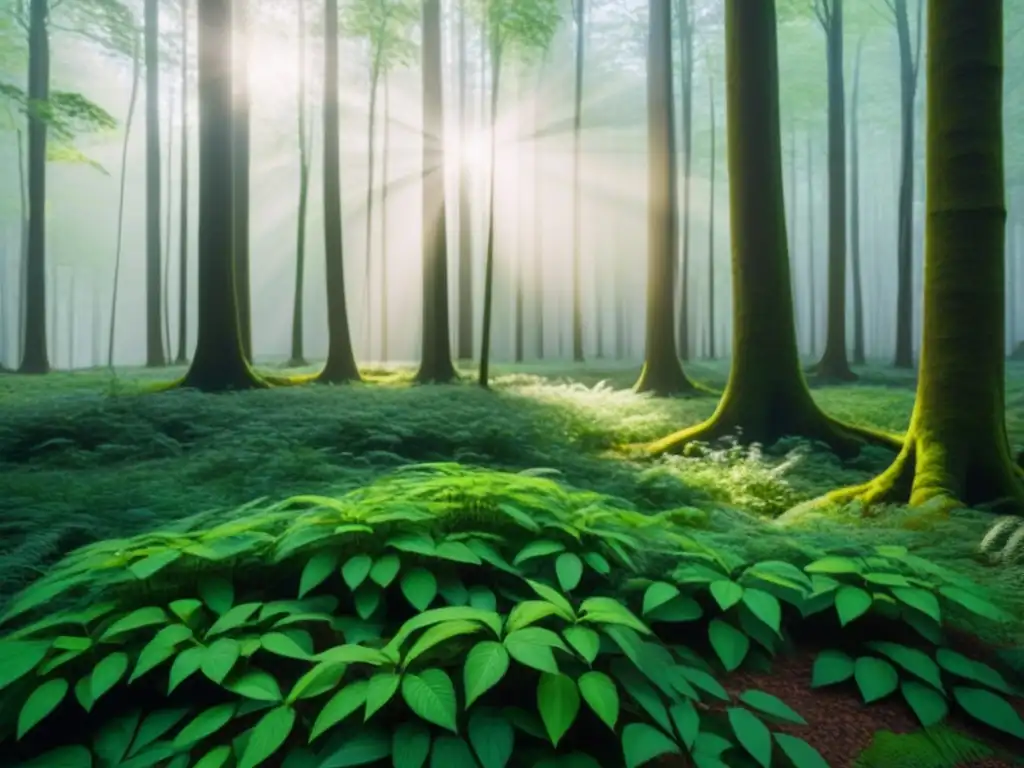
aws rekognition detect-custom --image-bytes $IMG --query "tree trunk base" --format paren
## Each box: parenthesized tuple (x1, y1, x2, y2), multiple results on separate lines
(1008, 342, 1024, 361)
(813, 430, 1024, 516)
(316, 359, 360, 384)
(178, 360, 267, 392)
(414, 364, 459, 385)
(807, 359, 859, 383)
(287, 357, 308, 368)
(634, 362, 701, 398)
(17, 361, 49, 375)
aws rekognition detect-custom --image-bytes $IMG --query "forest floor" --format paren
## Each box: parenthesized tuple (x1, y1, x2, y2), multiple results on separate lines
(2, 359, 1024, 767)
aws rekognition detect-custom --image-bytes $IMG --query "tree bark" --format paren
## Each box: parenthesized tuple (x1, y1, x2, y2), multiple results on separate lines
(806, 130, 816, 358)
(233, 0, 253, 361)
(477, 35, 502, 388)
(290, 0, 311, 367)
(363, 35, 385, 359)
(570, 0, 585, 362)
(415, 0, 457, 384)
(456, 0, 473, 360)
(849, 35, 866, 365)
(675, 0, 693, 362)
(317, 0, 361, 383)
(180, 0, 264, 391)
(707, 73, 717, 360)
(380, 75, 391, 362)
(144, 0, 166, 367)
(634, 0, 694, 396)
(175, 0, 190, 364)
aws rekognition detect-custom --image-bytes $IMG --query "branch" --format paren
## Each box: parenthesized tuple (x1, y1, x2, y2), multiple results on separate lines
(813, 0, 829, 32)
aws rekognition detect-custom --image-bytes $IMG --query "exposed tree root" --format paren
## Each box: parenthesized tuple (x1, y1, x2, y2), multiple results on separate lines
(178, 364, 269, 392)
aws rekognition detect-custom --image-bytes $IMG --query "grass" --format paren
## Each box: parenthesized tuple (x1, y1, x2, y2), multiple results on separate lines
(2, 358, 1024, 640)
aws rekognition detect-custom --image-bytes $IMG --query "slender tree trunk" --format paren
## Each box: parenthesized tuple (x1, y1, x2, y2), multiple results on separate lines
(806, 131, 816, 357)
(91, 271, 100, 367)
(180, 0, 263, 391)
(533, 54, 547, 360)
(415, 0, 457, 383)
(514, 69, 525, 364)
(15, 128, 27, 364)
(707, 74, 717, 359)
(1008, 192, 1017, 352)
(363, 41, 384, 359)
(108, 29, 142, 369)
(380, 75, 391, 362)
(233, 0, 253, 361)
(67, 270, 75, 368)
(317, 0, 361, 383)
(675, 0, 693, 361)
(570, 0, 585, 362)
(478, 37, 502, 388)
(175, 0, 190, 364)
(19, 0, 50, 374)
(144, 0, 166, 367)
(635, 0, 694, 395)
(849, 35, 866, 365)
(290, 0, 311, 367)
(789, 123, 798, 351)
(163, 76, 174, 359)
(456, 0, 473, 360)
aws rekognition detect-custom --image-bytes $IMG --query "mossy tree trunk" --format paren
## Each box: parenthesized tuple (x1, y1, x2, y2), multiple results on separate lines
(820, 0, 1023, 513)
(849, 35, 866, 365)
(180, 0, 264, 392)
(317, 0, 361, 384)
(415, 0, 457, 385)
(634, 0, 694, 396)
(233, 0, 253, 362)
(647, 0, 899, 457)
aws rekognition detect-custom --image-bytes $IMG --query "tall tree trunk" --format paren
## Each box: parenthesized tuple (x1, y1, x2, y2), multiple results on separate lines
(806, 131, 816, 357)
(144, 0, 166, 367)
(175, 0, 190, 364)
(163, 76, 174, 358)
(514, 69, 525, 364)
(456, 0, 473, 360)
(91, 271, 101, 367)
(380, 75, 391, 362)
(707, 73, 717, 359)
(363, 39, 385, 359)
(635, 0, 694, 395)
(533, 54, 547, 360)
(849, 35, 866, 365)
(15, 128, 27, 363)
(415, 0, 457, 383)
(290, 0, 311, 367)
(823, 0, 1021, 512)
(317, 0, 361, 383)
(570, 0, 585, 363)
(233, 0, 253, 361)
(813, 0, 854, 380)
(893, 0, 923, 368)
(180, 0, 263, 391)
(19, 0, 50, 374)
(1008, 192, 1017, 352)
(788, 123, 798, 351)
(675, 0, 693, 361)
(477, 36, 502, 388)
(108, 28, 142, 369)
(67, 270, 75, 368)
(648, 0, 897, 459)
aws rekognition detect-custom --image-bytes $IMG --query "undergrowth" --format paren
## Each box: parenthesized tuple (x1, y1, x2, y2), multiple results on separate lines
(1, 465, 1023, 768)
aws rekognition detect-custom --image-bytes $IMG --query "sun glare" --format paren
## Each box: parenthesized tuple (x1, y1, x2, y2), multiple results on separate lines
(454, 130, 490, 173)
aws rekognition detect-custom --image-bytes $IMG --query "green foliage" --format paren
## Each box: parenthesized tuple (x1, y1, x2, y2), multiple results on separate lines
(852, 725, 997, 768)
(469, 0, 562, 64)
(978, 516, 1024, 564)
(339, 0, 420, 73)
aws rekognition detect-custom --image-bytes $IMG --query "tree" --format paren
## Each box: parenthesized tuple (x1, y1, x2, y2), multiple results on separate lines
(848, 34, 866, 365)
(179, 0, 264, 391)
(414, 0, 456, 383)
(317, 0, 361, 384)
(570, 0, 585, 363)
(289, 0, 313, 367)
(633, 0, 694, 396)
(674, 0, 694, 362)
(706, 70, 716, 359)
(175, 0, 190, 365)
(143, 0, 165, 367)
(456, 0, 473, 361)
(816, 0, 1023, 513)
(647, 0, 898, 456)
(232, 0, 252, 361)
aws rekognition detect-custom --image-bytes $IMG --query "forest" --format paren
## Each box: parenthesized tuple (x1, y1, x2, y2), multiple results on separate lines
(0, 0, 1023, 766)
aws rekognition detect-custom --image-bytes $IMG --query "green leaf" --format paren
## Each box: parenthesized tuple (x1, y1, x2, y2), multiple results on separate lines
(201, 638, 241, 684)
(169, 599, 204, 624)
(563, 626, 600, 664)
(642, 582, 681, 615)
(936, 648, 1013, 694)
(401, 568, 439, 611)
(225, 670, 283, 701)
(709, 580, 744, 611)
(669, 701, 699, 750)
(579, 597, 651, 635)
(318, 644, 391, 666)
(741, 589, 781, 634)
(621, 722, 680, 768)
(310, 680, 369, 741)
(168, 646, 204, 694)
(507, 601, 564, 635)
(835, 585, 873, 626)
(18, 678, 69, 738)
(537, 673, 579, 747)
(953, 686, 1024, 738)
(892, 587, 942, 623)
(129, 709, 191, 756)
(728, 707, 772, 768)
(504, 628, 564, 674)
(18, 746, 92, 768)
(130, 550, 182, 580)
(299, 551, 340, 598)
(100, 607, 170, 641)
(388, 533, 437, 556)
(193, 746, 232, 768)
(468, 586, 498, 612)
(644, 595, 702, 623)
(854, 656, 899, 703)
(464, 641, 510, 707)
(866, 641, 944, 691)
(173, 703, 237, 749)
(863, 572, 911, 587)
(583, 551, 611, 575)
(392, 721, 431, 768)
(405, 620, 485, 668)
(708, 619, 749, 672)
(198, 576, 235, 615)
(207, 602, 261, 637)
(319, 725, 392, 766)
(525, 580, 575, 620)
(738, 689, 807, 725)
(260, 632, 314, 661)
(435, 541, 483, 564)
(91, 652, 129, 701)
(430, 735, 478, 768)
(939, 585, 1011, 622)
(365, 673, 402, 720)
(0, 640, 51, 691)
(370, 554, 401, 587)
(289, 662, 348, 705)
(773, 733, 830, 768)
(402, 668, 458, 732)
(238, 705, 296, 768)
(578, 670, 618, 730)
(804, 556, 862, 574)
(343, 555, 374, 590)
(555, 553, 583, 591)
(901, 680, 948, 726)
(468, 708, 515, 768)
(811, 649, 854, 687)
(513, 540, 565, 566)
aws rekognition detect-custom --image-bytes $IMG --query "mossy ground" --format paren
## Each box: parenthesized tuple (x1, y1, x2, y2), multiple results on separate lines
(3, 358, 1024, 646)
